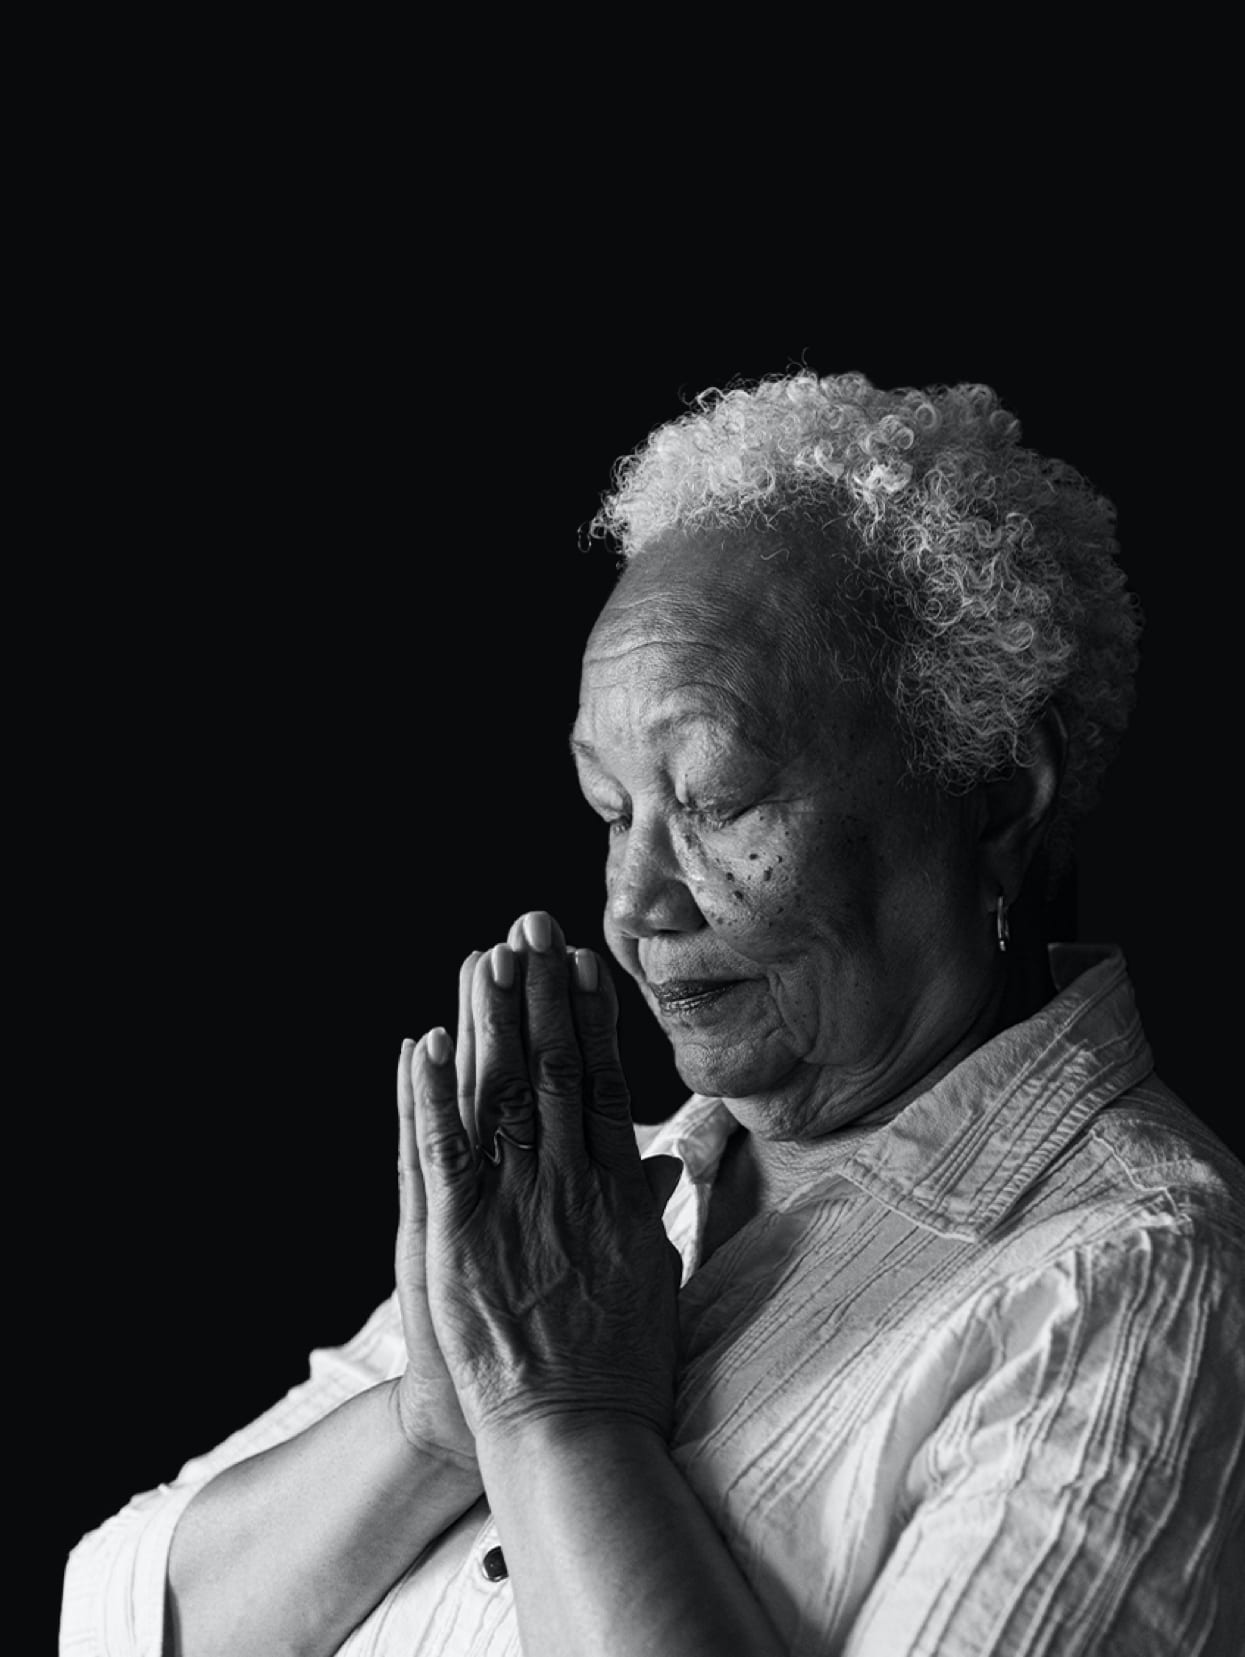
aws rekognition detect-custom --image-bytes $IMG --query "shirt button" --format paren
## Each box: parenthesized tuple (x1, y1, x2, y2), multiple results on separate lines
(480, 1544, 508, 1581)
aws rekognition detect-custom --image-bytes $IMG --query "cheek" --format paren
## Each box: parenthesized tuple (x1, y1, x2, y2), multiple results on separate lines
(685, 815, 809, 945)
(712, 806, 893, 957)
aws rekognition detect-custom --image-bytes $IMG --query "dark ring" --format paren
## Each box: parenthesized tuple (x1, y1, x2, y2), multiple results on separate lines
(480, 1126, 537, 1164)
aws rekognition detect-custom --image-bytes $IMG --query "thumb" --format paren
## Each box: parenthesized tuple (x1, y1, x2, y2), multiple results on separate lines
(642, 1153, 683, 1215)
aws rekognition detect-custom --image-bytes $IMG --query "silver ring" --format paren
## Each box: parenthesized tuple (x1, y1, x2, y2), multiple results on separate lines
(480, 1126, 537, 1164)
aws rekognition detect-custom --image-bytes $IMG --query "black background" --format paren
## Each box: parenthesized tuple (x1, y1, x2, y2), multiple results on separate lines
(51, 211, 1231, 1588)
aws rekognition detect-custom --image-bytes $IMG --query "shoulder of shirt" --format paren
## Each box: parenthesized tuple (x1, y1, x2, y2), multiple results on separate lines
(986, 1070, 1245, 1273)
(1079, 1073, 1245, 1241)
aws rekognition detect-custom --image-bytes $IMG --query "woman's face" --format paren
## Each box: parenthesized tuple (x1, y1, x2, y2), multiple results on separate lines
(572, 529, 997, 1141)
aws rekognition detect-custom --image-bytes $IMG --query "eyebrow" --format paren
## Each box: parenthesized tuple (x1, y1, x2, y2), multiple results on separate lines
(568, 723, 783, 771)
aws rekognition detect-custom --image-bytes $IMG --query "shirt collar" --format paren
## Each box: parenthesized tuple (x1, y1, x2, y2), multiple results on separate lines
(643, 946, 1154, 1242)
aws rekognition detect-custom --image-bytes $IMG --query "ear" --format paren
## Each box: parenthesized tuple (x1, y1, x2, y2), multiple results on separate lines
(977, 705, 1068, 907)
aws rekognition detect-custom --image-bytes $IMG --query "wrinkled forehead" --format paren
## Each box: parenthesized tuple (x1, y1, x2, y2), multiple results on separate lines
(579, 628, 784, 765)
(579, 525, 869, 757)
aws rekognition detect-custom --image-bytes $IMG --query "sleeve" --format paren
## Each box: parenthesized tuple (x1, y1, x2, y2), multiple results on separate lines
(59, 1291, 406, 1657)
(843, 1225, 1245, 1657)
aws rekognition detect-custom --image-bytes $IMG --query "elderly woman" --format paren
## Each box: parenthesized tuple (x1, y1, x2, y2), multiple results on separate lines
(62, 372, 1244, 1656)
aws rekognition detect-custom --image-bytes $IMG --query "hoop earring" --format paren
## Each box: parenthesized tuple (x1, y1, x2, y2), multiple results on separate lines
(996, 894, 1010, 954)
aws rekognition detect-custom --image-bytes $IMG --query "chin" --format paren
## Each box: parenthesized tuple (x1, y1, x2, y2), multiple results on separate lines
(669, 1035, 793, 1103)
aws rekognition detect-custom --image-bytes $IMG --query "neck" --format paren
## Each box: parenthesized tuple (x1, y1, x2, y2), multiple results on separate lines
(734, 931, 1057, 1214)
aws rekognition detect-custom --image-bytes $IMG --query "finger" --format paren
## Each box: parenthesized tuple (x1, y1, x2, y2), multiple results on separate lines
(396, 1036, 427, 1235)
(412, 1028, 477, 1219)
(471, 945, 539, 1161)
(512, 910, 587, 1167)
(456, 951, 483, 1154)
(503, 912, 581, 960)
(568, 947, 638, 1178)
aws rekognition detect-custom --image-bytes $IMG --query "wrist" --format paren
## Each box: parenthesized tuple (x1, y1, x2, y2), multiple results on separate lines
(388, 1378, 480, 1476)
(475, 1408, 669, 1484)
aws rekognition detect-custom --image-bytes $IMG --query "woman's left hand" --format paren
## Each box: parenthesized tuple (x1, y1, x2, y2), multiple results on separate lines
(409, 909, 683, 1447)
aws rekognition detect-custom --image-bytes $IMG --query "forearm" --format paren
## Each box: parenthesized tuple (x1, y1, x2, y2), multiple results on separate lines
(477, 1418, 786, 1657)
(166, 1378, 483, 1657)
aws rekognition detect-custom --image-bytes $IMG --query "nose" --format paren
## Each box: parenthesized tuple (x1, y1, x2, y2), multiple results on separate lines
(607, 816, 704, 939)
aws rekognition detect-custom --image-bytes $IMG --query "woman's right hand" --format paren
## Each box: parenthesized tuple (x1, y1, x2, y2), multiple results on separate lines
(393, 953, 482, 1469)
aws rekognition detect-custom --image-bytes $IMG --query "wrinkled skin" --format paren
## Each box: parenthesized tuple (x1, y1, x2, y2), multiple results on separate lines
(400, 913, 682, 1446)
(393, 953, 486, 1464)
(399, 523, 1057, 1446)
(571, 528, 1042, 1210)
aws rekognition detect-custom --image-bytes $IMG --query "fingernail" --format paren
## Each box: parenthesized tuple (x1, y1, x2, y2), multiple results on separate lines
(573, 948, 598, 992)
(525, 911, 552, 951)
(491, 944, 514, 988)
(427, 1027, 453, 1065)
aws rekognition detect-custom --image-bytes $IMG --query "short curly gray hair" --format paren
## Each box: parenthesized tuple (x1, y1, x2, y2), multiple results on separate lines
(588, 370, 1142, 863)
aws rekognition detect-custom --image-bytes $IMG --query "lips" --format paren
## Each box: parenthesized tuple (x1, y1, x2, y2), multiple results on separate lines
(649, 978, 740, 1012)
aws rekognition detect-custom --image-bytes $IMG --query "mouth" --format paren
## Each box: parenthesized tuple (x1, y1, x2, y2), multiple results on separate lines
(648, 978, 743, 1015)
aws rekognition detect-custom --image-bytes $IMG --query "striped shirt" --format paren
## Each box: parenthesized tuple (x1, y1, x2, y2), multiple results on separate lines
(61, 946, 1245, 1655)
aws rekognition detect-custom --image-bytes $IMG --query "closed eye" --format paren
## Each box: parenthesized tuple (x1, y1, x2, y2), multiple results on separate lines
(583, 798, 631, 836)
(688, 803, 749, 832)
